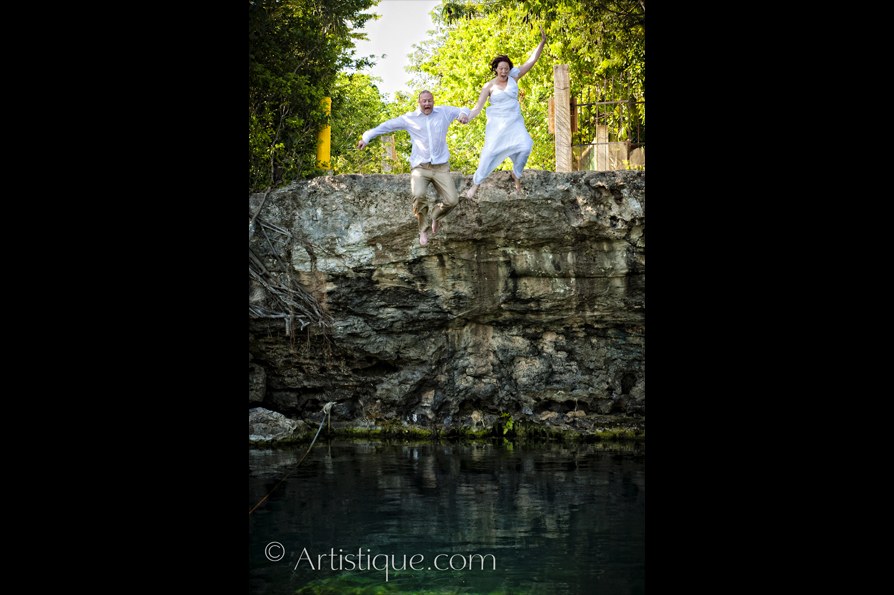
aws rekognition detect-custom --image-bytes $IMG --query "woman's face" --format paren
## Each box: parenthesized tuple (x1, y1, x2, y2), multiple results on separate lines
(496, 61, 511, 80)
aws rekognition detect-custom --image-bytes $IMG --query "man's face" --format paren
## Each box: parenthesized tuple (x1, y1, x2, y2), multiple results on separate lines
(418, 92, 434, 115)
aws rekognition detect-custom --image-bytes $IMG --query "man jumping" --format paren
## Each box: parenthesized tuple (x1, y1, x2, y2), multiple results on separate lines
(358, 91, 469, 246)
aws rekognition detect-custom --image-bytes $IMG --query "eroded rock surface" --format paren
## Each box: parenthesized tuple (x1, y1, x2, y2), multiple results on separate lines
(249, 407, 310, 442)
(249, 169, 644, 435)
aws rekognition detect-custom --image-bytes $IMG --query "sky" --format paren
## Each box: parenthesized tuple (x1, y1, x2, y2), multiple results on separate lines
(350, 0, 443, 100)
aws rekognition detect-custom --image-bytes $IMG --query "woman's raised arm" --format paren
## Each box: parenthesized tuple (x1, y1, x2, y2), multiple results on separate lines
(515, 25, 547, 79)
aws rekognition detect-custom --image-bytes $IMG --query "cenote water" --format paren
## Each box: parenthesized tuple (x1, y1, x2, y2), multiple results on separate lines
(249, 440, 645, 595)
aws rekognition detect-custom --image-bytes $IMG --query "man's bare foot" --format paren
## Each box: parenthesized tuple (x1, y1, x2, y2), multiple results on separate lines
(419, 229, 428, 246)
(467, 184, 479, 199)
(432, 219, 439, 234)
(510, 172, 522, 193)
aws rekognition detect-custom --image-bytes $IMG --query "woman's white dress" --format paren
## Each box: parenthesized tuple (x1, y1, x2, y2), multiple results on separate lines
(472, 66, 534, 186)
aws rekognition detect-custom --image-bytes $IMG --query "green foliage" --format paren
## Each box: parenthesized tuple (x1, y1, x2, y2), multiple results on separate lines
(249, 0, 380, 192)
(438, 1, 646, 101)
(294, 573, 398, 595)
(289, 0, 646, 178)
(330, 73, 391, 174)
(378, 92, 422, 173)
(330, 78, 424, 175)
(391, 0, 645, 175)
(405, 9, 556, 174)
(500, 412, 514, 434)
(293, 572, 516, 594)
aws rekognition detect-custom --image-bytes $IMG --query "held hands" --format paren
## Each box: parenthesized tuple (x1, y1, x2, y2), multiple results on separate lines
(357, 139, 367, 150)
(457, 114, 470, 124)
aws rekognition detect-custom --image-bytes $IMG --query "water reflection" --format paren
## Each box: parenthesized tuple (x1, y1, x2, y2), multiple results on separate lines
(249, 440, 644, 595)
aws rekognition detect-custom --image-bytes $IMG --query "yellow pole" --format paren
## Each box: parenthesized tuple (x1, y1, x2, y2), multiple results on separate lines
(316, 97, 331, 170)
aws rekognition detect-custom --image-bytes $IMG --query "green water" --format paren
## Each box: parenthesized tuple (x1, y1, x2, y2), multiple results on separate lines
(249, 440, 645, 594)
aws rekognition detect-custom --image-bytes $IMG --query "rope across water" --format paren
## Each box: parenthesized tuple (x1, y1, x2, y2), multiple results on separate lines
(248, 401, 337, 515)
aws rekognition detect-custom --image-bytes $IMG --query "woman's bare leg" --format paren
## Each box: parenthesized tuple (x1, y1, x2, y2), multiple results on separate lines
(510, 171, 521, 193)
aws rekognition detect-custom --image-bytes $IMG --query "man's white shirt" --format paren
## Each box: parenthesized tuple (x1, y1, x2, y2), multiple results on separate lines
(362, 106, 470, 169)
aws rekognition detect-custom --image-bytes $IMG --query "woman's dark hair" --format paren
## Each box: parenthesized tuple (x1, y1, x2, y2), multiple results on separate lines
(489, 55, 514, 77)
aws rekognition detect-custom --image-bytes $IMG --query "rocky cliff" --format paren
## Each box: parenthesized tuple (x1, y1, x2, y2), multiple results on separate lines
(249, 169, 644, 439)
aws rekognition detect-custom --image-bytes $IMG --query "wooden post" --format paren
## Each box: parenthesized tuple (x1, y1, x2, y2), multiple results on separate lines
(387, 135, 396, 160)
(382, 135, 396, 172)
(553, 65, 571, 172)
(596, 125, 608, 171)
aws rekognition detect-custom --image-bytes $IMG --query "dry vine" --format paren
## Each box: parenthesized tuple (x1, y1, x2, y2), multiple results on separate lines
(249, 191, 333, 358)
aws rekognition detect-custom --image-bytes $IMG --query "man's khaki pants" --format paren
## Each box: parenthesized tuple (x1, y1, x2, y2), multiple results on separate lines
(411, 162, 459, 233)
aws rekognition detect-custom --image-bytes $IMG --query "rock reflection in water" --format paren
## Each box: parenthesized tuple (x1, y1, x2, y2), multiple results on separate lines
(249, 440, 644, 595)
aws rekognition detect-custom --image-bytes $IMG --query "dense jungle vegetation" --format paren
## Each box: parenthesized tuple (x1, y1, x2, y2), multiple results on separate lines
(249, 0, 645, 193)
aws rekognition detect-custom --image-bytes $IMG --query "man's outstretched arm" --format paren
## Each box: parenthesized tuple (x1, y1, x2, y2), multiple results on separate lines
(358, 115, 407, 149)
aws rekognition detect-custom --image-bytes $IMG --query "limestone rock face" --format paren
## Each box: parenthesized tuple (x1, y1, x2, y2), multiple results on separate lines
(249, 169, 644, 430)
(249, 353, 266, 404)
(249, 407, 307, 442)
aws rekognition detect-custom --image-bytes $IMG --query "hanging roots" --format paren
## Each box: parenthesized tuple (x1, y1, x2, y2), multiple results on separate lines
(249, 194, 333, 357)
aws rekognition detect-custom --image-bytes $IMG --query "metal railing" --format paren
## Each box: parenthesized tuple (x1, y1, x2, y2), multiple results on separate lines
(570, 75, 645, 172)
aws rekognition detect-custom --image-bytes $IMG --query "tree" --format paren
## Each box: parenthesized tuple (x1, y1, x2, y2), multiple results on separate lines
(396, 0, 645, 174)
(331, 85, 435, 175)
(437, 0, 645, 102)
(403, 3, 558, 173)
(329, 73, 422, 175)
(249, 0, 380, 192)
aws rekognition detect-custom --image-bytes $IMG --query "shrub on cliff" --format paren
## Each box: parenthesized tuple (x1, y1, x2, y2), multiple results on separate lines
(249, 0, 380, 192)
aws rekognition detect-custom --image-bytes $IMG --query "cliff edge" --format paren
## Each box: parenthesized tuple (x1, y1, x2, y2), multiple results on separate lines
(249, 169, 644, 440)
